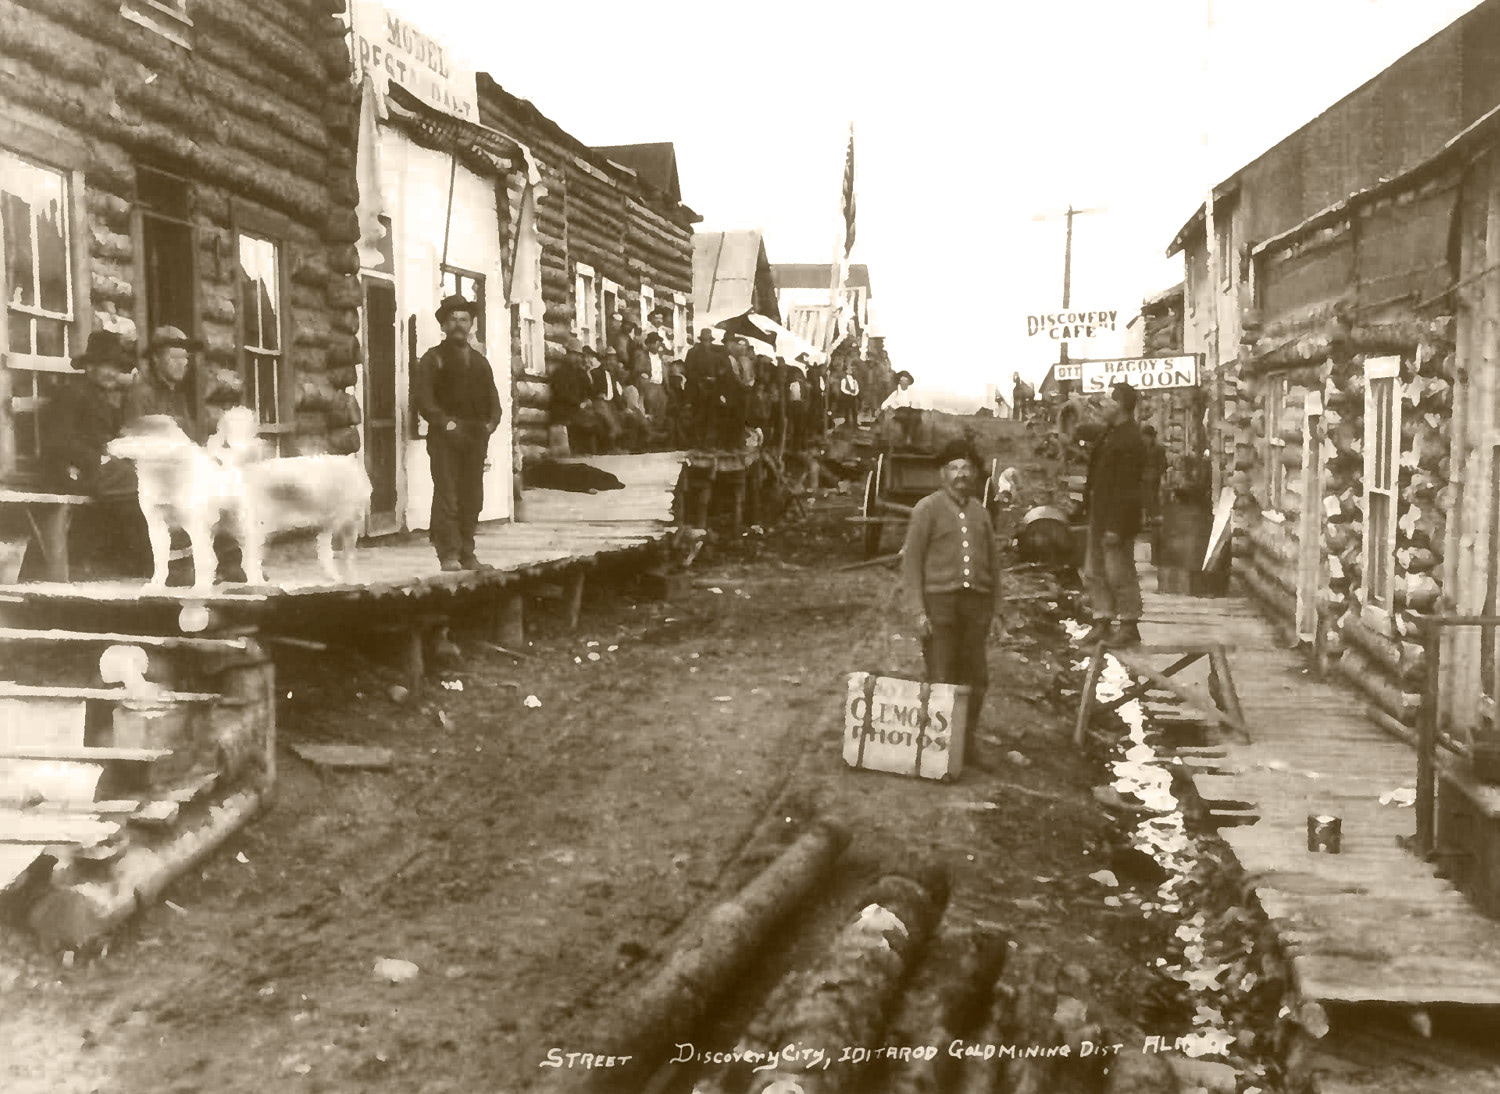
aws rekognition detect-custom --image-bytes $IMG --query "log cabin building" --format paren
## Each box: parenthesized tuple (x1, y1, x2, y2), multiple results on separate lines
(0, 0, 366, 485)
(476, 77, 700, 465)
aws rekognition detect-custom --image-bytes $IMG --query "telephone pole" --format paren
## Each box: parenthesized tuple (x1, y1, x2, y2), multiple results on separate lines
(1034, 203, 1105, 390)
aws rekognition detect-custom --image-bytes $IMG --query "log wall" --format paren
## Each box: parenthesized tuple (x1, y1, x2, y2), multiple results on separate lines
(477, 75, 696, 455)
(1233, 303, 1458, 730)
(0, 0, 364, 460)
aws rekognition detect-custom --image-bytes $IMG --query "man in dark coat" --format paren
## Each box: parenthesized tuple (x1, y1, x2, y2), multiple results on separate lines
(683, 328, 723, 449)
(47, 331, 150, 575)
(550, 337, 596, 455)
(1141, 423, 1167, 528)
(1078, 383, 1145, 647)
(125, 326, 202, 441)
(414, 294, 502, 571)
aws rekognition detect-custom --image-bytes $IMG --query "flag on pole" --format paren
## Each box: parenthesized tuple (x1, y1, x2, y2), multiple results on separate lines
(841, 124, 856, 257)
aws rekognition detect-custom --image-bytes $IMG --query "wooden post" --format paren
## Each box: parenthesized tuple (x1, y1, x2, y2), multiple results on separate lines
(1073, 649, 1104, 746)
(1417, 619, 1442, 859)
(1210, 645, 1246, 733)
(38, 503, 72, 582)
(564, 569, 586, 632)
(495, 589, 525, 648)
(403, 627, 425, 694)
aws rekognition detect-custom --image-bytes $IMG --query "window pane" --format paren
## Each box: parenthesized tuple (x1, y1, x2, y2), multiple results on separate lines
(2, 191, 35, 307)
(239, 235, 261, 345)
(253, 353, 279, 425)
(8, 310, 31, 353)
(34, 316, 66, 357)
(36, 187, 67, 314)
(259, 267, 279, 351)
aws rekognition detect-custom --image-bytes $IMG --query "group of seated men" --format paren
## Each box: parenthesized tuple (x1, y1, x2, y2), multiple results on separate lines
(549, 317, 872, 456)
(44, 325, 244, 582)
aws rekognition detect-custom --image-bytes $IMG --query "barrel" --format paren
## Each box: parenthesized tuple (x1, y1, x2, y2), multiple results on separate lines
(1016, 506, 1080, 567)
(1157, 499, 1229, 596)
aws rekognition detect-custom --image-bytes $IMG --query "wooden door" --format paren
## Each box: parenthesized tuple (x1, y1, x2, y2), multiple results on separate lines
(1295, 396, 1323, 643)
(361, 277, 400, 535)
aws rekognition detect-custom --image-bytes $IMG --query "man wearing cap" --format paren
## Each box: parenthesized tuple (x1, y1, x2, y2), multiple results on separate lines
(588, 347, 622, 454)
(125, 326, 203, 441)
(900, 438, 1005, 749)
(882, 370, 921, 446)
(551, 337, 596, 454)
(684, 328, 724, 449)
(1078, 382, 1146, 648)
(633, 331, 670, 445)
(48, 331, 136, 496)
(414, 294, 502, 572)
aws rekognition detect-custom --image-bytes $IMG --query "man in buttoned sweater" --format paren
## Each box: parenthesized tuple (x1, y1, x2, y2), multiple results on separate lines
(901, 438, 1005, 744)
(414, 294, 503, 572)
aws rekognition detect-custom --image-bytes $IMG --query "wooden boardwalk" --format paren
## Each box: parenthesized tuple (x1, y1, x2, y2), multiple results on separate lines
(0, 453, 684, 609)
(1134, 566, 1500, 1006)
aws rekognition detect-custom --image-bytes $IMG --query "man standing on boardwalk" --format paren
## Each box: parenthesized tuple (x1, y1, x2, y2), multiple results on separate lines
(414, 294, 502, 572)
(1078, 382, 1145, 648)
(900, 438, 1004, 751)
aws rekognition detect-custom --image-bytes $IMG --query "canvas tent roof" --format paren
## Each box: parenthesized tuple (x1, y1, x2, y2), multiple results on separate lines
(692, 230, 781, 328)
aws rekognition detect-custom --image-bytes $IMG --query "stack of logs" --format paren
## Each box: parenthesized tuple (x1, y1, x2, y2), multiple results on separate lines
(1233, 310, 1457, 728)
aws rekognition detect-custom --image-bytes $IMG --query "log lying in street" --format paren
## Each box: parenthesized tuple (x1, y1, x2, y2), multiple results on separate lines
(706, 870, 946, 1094)
(533, 820, 850, 1094)
(884, 924, 1011, 1094)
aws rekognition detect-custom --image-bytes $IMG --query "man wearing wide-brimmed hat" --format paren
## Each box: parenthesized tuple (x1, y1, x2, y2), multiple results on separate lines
(124, 325, 203, 441)
(899, 437, 1005, 755)
(413, 294, 502, 571)
(48, 330, 137, 498)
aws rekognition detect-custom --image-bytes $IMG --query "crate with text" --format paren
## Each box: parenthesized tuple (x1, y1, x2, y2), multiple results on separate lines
(843, 671, 968, 781)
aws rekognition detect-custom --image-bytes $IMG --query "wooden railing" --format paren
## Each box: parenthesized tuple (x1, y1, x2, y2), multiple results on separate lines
(1413, 614, 1500, 857)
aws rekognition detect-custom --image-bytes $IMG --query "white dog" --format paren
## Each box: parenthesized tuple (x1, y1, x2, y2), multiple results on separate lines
(207, 407, 371, 584)
(106, 416, 255, 590)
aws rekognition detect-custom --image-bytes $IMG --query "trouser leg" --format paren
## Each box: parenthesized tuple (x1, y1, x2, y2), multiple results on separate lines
(1085, 523, 1116, 621)
(428, 436, 460, 561)
(956, 592, 991, 733)
(458, 442, 485, 559)
(1105, 535, 1143, 623)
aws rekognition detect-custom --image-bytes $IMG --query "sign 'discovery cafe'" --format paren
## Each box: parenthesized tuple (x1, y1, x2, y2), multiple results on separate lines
(348, 0, 478, 121)
(1025, 310, 1118, 341)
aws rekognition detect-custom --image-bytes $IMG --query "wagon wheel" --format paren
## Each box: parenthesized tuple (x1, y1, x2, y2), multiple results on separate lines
(861, 468, 884, 558)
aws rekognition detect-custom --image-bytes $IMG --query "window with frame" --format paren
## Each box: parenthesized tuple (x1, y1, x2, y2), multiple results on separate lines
(639, 283, 655, 333)
(511, 299, 543, 375)
(237, 233, 288, 452)
(672, 292, 688, 358)
(440, 266, 485, 348)
(1, 150, 75, 478)
(1217, 212, 1235, 289)
(574, 264, 598, 349)
(601, 279, 620, 346)
(1265, 374, 1286, 510)
(1362, 355, 1402, 613)
(1483, 443, 1500, 703)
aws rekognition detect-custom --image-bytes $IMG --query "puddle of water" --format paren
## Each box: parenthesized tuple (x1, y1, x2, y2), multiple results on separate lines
(1065, 616, 1266, 1077)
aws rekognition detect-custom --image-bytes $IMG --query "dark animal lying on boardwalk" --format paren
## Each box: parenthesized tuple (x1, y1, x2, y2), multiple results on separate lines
(523, 460, 625, 494)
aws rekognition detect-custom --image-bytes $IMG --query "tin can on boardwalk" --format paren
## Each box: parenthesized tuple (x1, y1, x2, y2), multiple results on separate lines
(1307, 814, 1342, 853)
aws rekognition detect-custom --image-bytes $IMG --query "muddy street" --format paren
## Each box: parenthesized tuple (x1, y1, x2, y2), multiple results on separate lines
(0, 463, 1292, 1094)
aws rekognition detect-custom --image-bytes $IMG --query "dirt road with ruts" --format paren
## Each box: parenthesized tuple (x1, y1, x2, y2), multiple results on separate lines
(0, 439, 1249, 1094)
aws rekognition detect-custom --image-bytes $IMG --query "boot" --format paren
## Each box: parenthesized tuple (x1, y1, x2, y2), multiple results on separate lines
(459, 553, 493, 572)
(1107, 621, 1142, 648)
(1077, 618, 1111, 646)
(438, 557, 462, 573)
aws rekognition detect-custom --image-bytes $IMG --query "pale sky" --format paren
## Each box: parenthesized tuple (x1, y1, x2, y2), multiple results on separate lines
(386, 0, 1485, 396)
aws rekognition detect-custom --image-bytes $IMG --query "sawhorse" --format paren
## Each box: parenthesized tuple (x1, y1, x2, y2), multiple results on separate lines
(1073, 643, 1247, 745)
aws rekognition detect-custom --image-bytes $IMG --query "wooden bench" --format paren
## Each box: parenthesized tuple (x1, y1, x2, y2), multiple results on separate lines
(0, 489, 93, 583)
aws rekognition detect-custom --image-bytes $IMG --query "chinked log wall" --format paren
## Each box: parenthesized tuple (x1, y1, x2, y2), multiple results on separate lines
(0, 0, 362, 454)
(1230, 304, 1456, 731)
(478, 78, 694, 458)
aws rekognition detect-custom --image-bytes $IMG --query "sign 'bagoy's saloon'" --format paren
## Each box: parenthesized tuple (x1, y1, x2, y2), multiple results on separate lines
(348, 0, 478, 121)
(1072, 354, 1201, 393)
(1026, 310, 1118, 341)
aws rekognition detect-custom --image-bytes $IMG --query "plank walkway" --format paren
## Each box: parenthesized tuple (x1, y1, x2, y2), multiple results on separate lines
(0, 453, 684, 607)
(1133, 564, 1500, 1007)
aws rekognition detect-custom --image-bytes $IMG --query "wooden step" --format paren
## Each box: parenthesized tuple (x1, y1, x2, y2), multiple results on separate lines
(0, 682, 228, 704)
(0, 627, 251, 651)
(0, 746, 170, 763)
(0, 810, 120, 846)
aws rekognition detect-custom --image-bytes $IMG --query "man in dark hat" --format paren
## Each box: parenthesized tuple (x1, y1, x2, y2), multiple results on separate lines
(882, 370, 921, 447)
(48, 331, 136, 496)
(414, 294, 502, 572)
(900, 437, 1004, 753)
(125, 325, 203, 441)
(1078, 382, 1146, 648)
